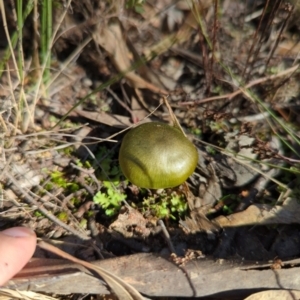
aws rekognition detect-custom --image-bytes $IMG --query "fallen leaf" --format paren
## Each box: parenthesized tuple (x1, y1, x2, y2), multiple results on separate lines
(93, 21, 168, 94)
(244, 289, 300, 300)
(215, 197, 300, 227)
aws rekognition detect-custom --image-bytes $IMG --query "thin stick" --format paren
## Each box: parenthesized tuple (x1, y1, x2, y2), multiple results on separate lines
(180, 64, 299, 106)
(6, 172, 90, 240)
(162, 96, 186, 136)
(158, 220, 176, 254)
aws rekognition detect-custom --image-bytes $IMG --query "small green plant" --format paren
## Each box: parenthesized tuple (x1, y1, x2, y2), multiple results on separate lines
(92, 146, 128, 216)
(222, 204, 234, 215)
(76, 159, 92, 169)
(213, 194, 239, 215)
(94, 146, 122, 181)
(33, 211, 44, 218)
(50, 170, 80, 192)
(206, 145, 216, 155)
(40, 0, 53, 85)
(190, 127, 202, 137)
(79, 218, 88, 229)
(93, 181, 126, 216)
(142, 191, 188, 220)
(56, 211, 69, 222)
(126, 0, 145, 13)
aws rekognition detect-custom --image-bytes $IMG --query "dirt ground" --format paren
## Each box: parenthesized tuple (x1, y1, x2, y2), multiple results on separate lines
(1, 0, 300, 299)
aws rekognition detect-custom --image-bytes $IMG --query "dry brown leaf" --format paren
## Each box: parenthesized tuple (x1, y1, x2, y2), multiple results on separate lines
(93, 21, 167, 94)
(143, 1, 212, 60)
(215, 197, 300, 227)
(244, 289, 300, 300)
(276, 40, 300, 57)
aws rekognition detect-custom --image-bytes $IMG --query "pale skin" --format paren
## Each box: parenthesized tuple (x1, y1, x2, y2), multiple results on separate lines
(0, 227, 37, 286)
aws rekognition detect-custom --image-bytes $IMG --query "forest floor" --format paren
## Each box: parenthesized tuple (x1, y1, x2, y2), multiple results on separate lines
(1, 0, 300, 299)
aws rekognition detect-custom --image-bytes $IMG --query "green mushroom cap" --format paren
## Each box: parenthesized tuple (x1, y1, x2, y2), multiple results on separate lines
(119, 122, 198, 189)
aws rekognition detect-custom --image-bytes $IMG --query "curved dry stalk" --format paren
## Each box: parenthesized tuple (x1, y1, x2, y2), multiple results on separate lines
(38, 240, 145, 300)
(181, 64, 299, 106)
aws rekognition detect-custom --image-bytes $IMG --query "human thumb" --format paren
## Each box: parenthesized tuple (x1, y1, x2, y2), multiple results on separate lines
(0, 227, 36, 285)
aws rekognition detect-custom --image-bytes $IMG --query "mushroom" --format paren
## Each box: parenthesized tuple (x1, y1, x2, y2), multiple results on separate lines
(119, 122, 198, 189)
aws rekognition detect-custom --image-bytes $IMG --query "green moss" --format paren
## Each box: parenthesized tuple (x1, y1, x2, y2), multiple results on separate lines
(44, 182, 54, 191)
(206, 145, 216, 155)
(190, 127, 202, 137)
(75, 159, 92, 169)
(70, 197, 81, 206)
(79, 218, 87, 229)
(60, 146, 74, 156)
(142, 191, 188, 220)
(34, 211, 43, 217)
(57, 211, 69, 222)
(50, 170, 80, 192)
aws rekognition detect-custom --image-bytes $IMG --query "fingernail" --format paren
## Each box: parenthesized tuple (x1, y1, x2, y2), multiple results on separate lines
(2, 227, 35, 238)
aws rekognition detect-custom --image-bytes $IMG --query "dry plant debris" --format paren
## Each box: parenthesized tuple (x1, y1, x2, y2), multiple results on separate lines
(1, 0, 300, 299)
